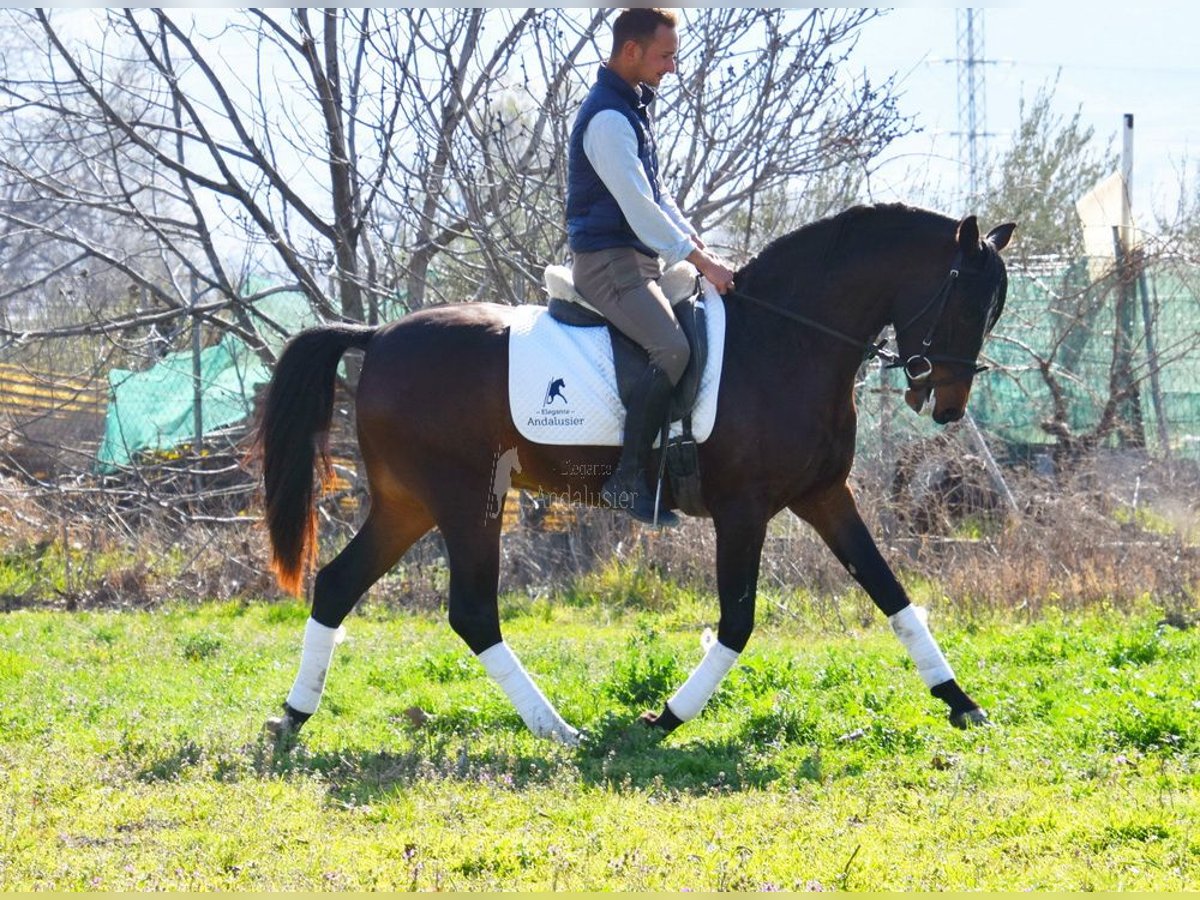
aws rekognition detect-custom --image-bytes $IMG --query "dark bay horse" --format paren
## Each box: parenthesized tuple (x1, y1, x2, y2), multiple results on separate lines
(259, 203, 1015, 746)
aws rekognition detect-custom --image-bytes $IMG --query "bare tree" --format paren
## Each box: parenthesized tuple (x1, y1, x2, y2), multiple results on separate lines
(2, 9, 910, 335)
(662, 9, 903, 246)
(975, 80, 1117, 263)
(372, 8, 607, 308)
(1155, 156, 1200, 266)
(387, 8, 909, 299)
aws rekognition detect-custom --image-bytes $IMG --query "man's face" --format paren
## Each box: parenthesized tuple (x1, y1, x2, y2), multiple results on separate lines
(631, 24, 678, 87)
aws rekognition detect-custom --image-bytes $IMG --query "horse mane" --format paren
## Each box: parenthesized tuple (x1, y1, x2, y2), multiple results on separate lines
(735, 203, 956, 286)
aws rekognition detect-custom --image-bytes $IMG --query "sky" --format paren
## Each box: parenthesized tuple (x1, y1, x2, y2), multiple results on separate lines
(848, 6, 1200, 229)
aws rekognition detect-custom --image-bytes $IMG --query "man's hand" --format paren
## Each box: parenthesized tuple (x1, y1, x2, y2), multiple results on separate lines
(690, 234, 707, 251)
(687, 247, 735, 294)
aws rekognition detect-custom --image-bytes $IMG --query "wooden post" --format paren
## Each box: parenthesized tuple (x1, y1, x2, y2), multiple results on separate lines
(1137, 265, 1171, 457)
(1120, 115, 1170, 457)
(1112, 227, 1145, 449)
(191, 272, 203, 498)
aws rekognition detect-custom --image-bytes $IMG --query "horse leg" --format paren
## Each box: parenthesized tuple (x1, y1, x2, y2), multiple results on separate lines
(268, 494, 434, 737)
(438, 512, 580, 746)
(644, 504, 769, 733)
(793, 484, 988, 728)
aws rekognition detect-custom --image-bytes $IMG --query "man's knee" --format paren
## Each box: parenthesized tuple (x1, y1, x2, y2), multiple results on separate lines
(654, 337, 690, 385)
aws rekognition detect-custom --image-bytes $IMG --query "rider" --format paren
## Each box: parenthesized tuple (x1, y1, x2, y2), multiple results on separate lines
(568, 7, 736, 526)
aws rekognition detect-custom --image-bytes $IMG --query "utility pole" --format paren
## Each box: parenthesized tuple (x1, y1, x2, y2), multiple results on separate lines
(1119, 114, 1169, 454)
(952, 10, 1016, 512)
(954, 9, 995, 201)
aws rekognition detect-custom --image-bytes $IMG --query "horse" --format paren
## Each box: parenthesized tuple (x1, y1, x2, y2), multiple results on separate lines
(257, 203, 1016, 746)
(487, 447, 522, 522)
(544, 377, 568, 406)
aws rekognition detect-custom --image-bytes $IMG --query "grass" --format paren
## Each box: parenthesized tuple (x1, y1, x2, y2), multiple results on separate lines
(1, 594, 1198, 890)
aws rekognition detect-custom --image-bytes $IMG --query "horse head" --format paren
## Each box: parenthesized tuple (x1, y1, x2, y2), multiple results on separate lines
(897, 215, 1016, 425)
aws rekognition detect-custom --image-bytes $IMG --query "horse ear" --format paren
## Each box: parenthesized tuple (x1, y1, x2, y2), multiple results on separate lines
(986, 222, 1017, 252)
(956, 215, 981, 258)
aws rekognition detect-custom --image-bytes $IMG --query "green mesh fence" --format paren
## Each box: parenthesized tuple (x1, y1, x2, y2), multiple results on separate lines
(96, 334, 267, 471)
(856, 258, 1200, 464)
(95, 290, 323, 472)
(971, 259, 1200, 459)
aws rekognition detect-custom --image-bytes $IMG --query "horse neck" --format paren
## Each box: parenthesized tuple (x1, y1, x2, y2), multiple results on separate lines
(732, 213, 955, 369)
(729, 246, 904, 374)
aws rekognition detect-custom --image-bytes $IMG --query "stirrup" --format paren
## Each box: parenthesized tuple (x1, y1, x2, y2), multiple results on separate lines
(601, 473, 679, 527)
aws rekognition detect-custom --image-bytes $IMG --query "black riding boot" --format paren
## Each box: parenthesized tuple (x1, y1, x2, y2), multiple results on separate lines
(601, 364, 680, 527)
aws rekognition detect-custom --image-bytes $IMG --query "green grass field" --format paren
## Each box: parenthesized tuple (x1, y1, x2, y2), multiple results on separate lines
(1, 589, 1197, 890)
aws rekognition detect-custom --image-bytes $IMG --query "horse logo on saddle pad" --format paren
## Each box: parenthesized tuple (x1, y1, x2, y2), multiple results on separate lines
(543, 377, 568, 406)
(507, 262, 727, 513)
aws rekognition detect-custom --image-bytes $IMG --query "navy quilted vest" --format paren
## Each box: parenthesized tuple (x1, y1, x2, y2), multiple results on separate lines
(566, 65, 661, 258)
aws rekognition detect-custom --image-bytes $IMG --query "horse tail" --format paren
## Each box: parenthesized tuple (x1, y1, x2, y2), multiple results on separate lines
(255, 324, 376, 595)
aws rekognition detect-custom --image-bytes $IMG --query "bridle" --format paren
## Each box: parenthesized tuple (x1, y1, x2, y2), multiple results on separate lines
(721, 249, 993, 392)
(888, 250, 991, 391)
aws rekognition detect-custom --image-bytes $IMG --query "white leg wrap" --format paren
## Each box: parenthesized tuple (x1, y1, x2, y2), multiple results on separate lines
(477, 642, 580, 746)
(888, 605, 955, 688)
(285, 618, 347, 715)
(666, 641, 740, 722)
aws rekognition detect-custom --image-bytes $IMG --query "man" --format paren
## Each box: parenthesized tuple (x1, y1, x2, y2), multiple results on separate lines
(567, 7, 735, 526)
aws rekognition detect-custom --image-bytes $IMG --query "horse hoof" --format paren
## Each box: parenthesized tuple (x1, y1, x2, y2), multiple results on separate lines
(552, 726, 582, 748)
(264, 708, 304, 746)
(264, 715, 294, 739)
(640, 705, 683, 734)
(950, 707, 990, 729)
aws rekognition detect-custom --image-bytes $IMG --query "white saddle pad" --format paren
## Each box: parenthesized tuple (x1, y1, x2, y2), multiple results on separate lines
(508, 282, 726, 447)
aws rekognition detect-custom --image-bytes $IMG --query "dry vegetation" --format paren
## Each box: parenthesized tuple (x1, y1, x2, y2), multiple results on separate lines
(3, 426, 1197, 624)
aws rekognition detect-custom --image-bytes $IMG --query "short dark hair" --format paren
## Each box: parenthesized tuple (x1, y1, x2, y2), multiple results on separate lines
(611, 8, 677, 57)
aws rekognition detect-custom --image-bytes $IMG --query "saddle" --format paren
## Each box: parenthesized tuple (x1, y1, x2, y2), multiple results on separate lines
(542, 262, 709, 517)
(542, 262, 709, 421)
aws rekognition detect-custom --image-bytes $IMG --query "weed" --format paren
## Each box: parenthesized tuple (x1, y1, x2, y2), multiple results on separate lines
(0, 648, 31, 679)
(565, 555, 694, 613)
(91, 624, 121, 646)
(813, 651, 859, 690)
(729, 653, 804, 696)
(264, 601, 310, 625)
(1106, 625, 1169, 667)
(1100, 821, 1173, 846)
(601, 629, 685, 709)
(1103, 705, 1191, 752)
(179, 631, 224, 661)
(739, 693, 819, 746)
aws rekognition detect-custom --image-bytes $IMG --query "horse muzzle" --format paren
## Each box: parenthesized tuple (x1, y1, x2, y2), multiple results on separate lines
(903, 355, 934, 414)
(904, 383, 967, 423)
(902, 356, 971, 423)
(932, 400, 965, 425)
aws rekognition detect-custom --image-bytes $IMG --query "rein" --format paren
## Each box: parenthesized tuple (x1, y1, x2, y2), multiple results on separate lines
(722, 251, 988, 389)
(722, 284, 899, 366)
